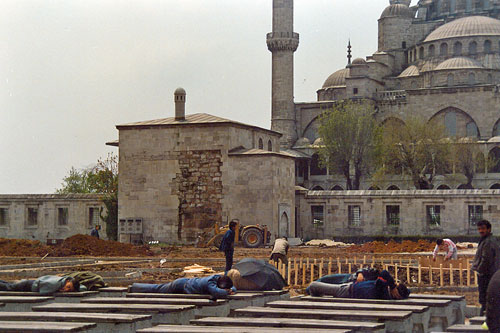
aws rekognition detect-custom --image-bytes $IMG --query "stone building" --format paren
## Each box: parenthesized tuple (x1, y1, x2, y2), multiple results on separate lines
(271, 0, 500, 191)
(0, 194, 106, 242)
(110, 89, 295, 243)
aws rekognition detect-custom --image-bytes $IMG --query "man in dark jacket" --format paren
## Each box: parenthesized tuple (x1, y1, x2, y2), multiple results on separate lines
(129, 274, 236, 300)
(306, 269, 410, 300)
(471, 219, 500, 315)
(486, 269, 500, 333)
(90, 225, 100, 239)
(0, 276, 81, 295)
(219, 220, 237, 272)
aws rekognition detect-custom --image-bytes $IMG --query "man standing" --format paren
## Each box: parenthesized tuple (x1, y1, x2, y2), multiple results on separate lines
(433, 238, 458, 261)
(219, 220, 237, 272)
(270, 237, 289, 265)
(471, 220, 500, 315)
(90, 225, 100, 239)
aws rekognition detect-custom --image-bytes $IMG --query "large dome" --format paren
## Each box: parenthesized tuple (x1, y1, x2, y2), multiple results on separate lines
(434, 57, 483, 70)
(380, 4, 413, 19)
(424, 16, 500, 42)
(322, 68, 349, 88)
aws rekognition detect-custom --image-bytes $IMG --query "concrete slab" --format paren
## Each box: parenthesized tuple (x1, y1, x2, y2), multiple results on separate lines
(138, 324, 349, 332)
(469, 316, 485, 325)
(0, 296, 54, 312)
(410, 294, 466, 324)
(0, 321, 96, 332)
(97, 287, 127, 298)
(445, 324, 484, 332)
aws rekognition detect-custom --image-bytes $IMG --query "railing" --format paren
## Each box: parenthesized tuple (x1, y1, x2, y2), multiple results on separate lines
(266, 32, 300, 39)
(375, 90, 407, 102)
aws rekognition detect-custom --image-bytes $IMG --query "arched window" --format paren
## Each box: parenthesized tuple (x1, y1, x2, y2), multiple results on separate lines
(453, 42, 462, 56)
(484, 40, 492, 53)
(258, 138, 264, 150)
(310, 153, 327, 176)
(387, 185, 400, 190)
(450, 0, 457, 13)
(466, 122, 479, 138)
(447, 73, 454, 86)
(368, 186, 381, 190)
(488, 74, 493, 84)
(437, 184, 451, 189)
(490, 184, 500, 189)
(445, 112, 457, 137)
(469, 41, 477, 55)
(331, 185, 344, 191)
(440, 43, 448, 56)
(419, 47, 424, 59)
(429, 44, 435, 57)
(493, 119, 500, 136)
(267, 140, 272, 152)
(466, 0, 472, 12)
(468, 73, 476, 85)
(311, 186, 324, 191)
(488, 147, 500, 173)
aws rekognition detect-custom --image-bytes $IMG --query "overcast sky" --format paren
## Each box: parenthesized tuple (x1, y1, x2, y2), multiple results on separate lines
(0, 0, 414, 194)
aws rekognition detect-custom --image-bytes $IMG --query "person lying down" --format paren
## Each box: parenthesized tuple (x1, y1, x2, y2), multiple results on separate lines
(0, 275, 82, 295)
(306, 268, 410, 300)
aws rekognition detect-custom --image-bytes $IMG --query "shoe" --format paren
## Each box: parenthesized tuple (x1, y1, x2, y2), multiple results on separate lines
(482, 322, 488, 330)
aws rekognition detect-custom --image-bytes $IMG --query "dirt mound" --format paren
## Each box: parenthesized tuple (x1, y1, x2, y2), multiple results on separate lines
(348, 240, 435, 253)
(0, 238, 51, 257)
(51, 234, 153, 257)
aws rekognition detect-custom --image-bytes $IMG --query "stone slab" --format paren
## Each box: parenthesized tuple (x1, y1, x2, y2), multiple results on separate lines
(445, 324, 484, 332)
(469, 316, 485, 325)
(0, 320, 96, 332)
(82, 297, 226, 306)
(138, 324, 349, 332)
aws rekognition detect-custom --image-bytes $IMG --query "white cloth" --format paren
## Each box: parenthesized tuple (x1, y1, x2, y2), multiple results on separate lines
(433, 239, 458, 259)
(271, 238, 289, 256)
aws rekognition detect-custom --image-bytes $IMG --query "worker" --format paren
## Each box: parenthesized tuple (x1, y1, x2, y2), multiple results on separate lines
(90, 225, 100, 239)
(270, 237, 289, 265)
(219, 220, 237, 272)
(472, 220, 500, 316)
(432, 238, 458, 261)
(486, 269, 500, 333)
(129, 274, 236, 300)
(306, 269, 410, 300)
(0, 276, 81, 295)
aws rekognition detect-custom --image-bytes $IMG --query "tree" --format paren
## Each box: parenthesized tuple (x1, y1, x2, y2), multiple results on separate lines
(56, 153, 118, 240)
(451, 138, 481, 189)
(317, 100, 381, 190)
(375, 117, 452, 189)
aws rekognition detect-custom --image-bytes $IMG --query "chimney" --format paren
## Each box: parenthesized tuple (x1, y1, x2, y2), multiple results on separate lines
(174, 87, 186, 121)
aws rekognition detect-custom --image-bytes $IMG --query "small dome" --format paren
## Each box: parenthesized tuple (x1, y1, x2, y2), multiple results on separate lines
(313, 138, 324, 146)
(434, 57, 483, 70)
(488, 136, 500, 143)
(390, 0, 411, 5)
(424, 16, 500, 42)
(322, 68, 349, 88)
(380, 4, 413, 19)
(174, 87, 186, 95)
(352, 58, 366, 65)
(398, 65, 420, 77)
(294, 137, 311, 147)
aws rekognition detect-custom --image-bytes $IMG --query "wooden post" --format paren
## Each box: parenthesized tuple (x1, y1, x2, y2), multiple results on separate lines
(440, 264, 444, 287)
(399, 258, 403, 266)
(337, 258, 341, 274)
(319, 258, 324, 278)
(406, 264, 410, 283)
(429, 266, 433, 285)
(287, 259, 292, 284)
(363, 255, 367, 265)
(302, 262, 306, 286)
(395, 264, 398, 281)
(474, 271, 478, 287)
(328, 257, 332, 275)
(391, 257, 394, 265)
(345, 258, 349, 266)
(294, 261, 298, 286)
(348, 263, 352, 274)
(310, 264, 314, 284)
(459, 263, 463, 286)
(354, 257, 357, 266)
(306, 258, 310, 268)
(467, 262, 471, 287)
(449, 264, 454, 286)
(418, 264, 422, 284)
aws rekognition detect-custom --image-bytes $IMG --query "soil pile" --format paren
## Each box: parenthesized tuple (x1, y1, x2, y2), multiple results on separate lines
(348, 240, 435, 253)
(0, 238, 51, 256)
(51, 234, 154, 257)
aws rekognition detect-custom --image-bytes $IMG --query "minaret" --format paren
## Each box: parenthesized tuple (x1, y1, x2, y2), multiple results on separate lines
(267, 0, 299, 148)
(347, 40, 352, 66)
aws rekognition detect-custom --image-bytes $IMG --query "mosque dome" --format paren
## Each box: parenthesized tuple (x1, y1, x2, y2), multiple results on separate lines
(424, 16, 500, 42)
(352, 58, 367, 65)
(380, 4, 413, 19)
(434, 57, 483, 70)
(389, 0, 411, 5)
(398, 65, 420, 77)
(322, 68, 349, 88)
(174, 87, 186, 95)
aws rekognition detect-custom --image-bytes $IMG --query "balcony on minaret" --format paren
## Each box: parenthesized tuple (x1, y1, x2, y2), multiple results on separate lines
(266, 32, 300, 52)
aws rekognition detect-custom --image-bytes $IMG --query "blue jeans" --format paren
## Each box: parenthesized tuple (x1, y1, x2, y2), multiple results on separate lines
(129, 278, 189, 294)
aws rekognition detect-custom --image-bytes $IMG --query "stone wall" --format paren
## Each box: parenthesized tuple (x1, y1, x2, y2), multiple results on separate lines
(296, 189, 500, 239)
(0, 194, 106, 242)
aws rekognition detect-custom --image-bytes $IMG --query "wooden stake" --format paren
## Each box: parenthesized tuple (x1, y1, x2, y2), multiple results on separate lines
(467, 262, 471, 287)
(306, 258, 310, 268)
(354, 257, 357, 266)
(459, 263, 463, 286)
(395, 264, 398, 281)
(474, 271, 478, 287)
(399, 258, 403, 266)
(406, 264, 410, 283)
(429, 266, 433, 285)
(337, 258, 341, 274)
(319, 258, 324, 278)
(348, 263, 352, 274)
(363, 255, 367, 265)
(302, 262, 306, 286)
(328, 257, 332, 275)
(310, 264, 314, 283)
(418, 264, 422, 284)
(391, 257, 394, 265)
(449, 264, 453, 286)
(288, 259, 292, 284)
(440, 264, 444, 287)
(294, 260, 298, 286)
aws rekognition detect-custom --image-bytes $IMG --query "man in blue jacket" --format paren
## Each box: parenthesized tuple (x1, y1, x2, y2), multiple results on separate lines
(219, 220, 237, 272)
(129, 274, 236, 300)
(0, 276, 81, 295)
(306, 269, 410, 300)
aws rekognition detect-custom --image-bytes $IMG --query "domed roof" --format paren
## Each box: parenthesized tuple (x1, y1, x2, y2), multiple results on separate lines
(424, 16, 500, 42)
(294, 137, 311, 147)
(352, 58, 366, 65)
(174, 87, 186, 95)
(398, 65, 420, 77)
(380, 4, 413, 19)
(434, 57, 483, 70)
(322, 68, 349, 88)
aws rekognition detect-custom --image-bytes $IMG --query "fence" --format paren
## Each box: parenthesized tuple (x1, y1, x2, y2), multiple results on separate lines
(271, 255, 478, 288)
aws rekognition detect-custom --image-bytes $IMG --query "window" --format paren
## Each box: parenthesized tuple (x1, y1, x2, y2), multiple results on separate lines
(89, 207, 100, 226)
(386, 205, 400, 226)
(353, 87, 359, 95)
(484, 0, 490, 9)
(469, 41, 477, 55)
(453, 42, 462, 56)
(258, 138, 264, 150)
(488, 74, 493, 84)
(445, 112, 457, 137)
(468, 205, 483, 226)
(419, 47, 424, 59)
(468, 73, 476, 85)
(402, 41, 407, 49)
(411, 81, 418, 89)
(447, 74, 454, 87)
(429, 45, 435, 57)
(0, 208, 7, 226)
(426, 205, 441, 226)
(348, 205, 361, 227)
(484, 40, 492, 53)
(27, 207, 38, 227)
(57, 207, 68, 226)
(440, 43, 448, 56)
(267, 140, 272, 152)
(450, 0, 457, 13)
(311, 206, 324, 228)
(466, 0, 472, 12)
(466, 122, 479, 138)
(430, 75, 435, 87)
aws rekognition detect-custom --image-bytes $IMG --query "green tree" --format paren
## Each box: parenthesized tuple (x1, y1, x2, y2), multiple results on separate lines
(375, 117, 452, 189)
(317, 100, 381, 190)
(56, 153, 118, 240)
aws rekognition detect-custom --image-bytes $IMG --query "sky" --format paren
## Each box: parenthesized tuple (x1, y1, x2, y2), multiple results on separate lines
(0, 0, 415, 194)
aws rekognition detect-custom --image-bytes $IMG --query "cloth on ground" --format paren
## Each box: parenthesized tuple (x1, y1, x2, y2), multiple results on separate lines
(63, 271, 106, 291)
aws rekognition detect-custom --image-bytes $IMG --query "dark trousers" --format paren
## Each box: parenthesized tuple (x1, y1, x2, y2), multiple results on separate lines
(225, 249, 234, 272)
(478, 274, 491, 315)
(0, 280, 34, 292)
(129, 278, 189, 294)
